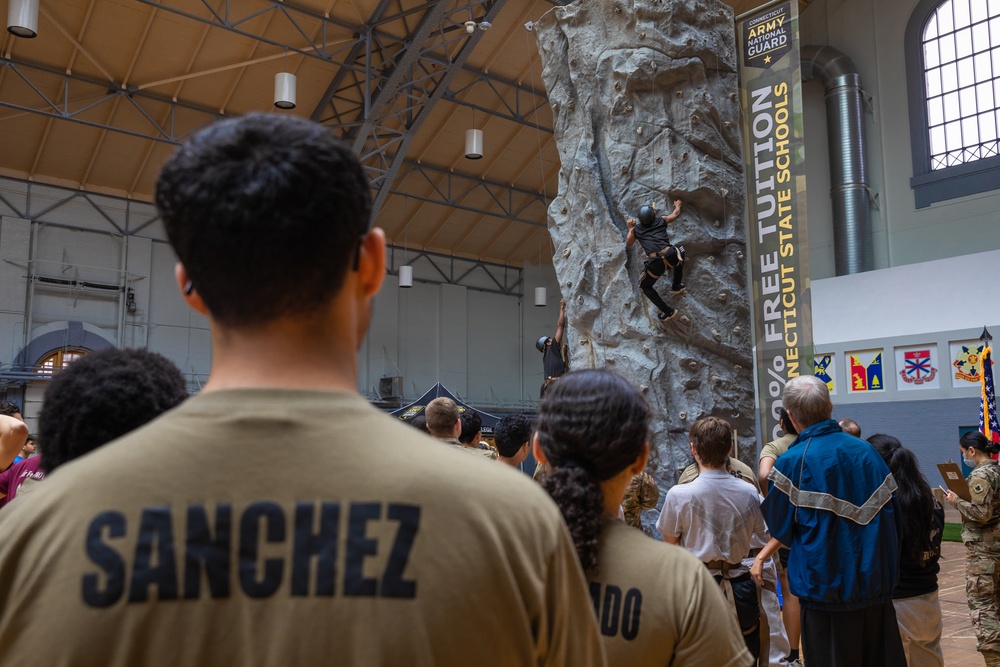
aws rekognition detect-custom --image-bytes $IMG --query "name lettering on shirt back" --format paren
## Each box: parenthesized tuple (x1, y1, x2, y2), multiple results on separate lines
(589, 582, 642, 640)
(82, 501, 420, 607)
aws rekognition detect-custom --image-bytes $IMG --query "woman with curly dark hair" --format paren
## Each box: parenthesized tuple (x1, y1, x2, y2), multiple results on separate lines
(534, 368, 753, 667)
(867, 434, 944, 667)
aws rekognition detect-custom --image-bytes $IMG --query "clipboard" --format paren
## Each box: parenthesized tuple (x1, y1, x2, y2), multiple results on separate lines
(938, 462, 971, 502)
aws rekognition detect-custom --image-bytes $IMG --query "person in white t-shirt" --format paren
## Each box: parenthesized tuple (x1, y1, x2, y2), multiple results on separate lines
(658, 416, 770, 660)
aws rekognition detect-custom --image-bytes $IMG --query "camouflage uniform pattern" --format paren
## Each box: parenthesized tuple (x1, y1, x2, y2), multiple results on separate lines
(677, 457, 761, 494)
(954, 461, 1000, 655)
(622, 472, 660, 531)
(441, 437, 499, 461)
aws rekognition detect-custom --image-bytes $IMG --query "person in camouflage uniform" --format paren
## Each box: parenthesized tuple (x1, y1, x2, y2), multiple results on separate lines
(622, 471, 660, 532)
(943, 430, 1000, 666)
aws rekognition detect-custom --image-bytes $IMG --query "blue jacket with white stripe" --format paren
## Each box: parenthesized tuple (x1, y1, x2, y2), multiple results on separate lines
(761, 419, 901, 611)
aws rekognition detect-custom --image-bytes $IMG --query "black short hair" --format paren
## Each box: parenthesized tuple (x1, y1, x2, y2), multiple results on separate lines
(459, 411, 483, 445)
(777, 407, 797, 436)
(38, 348, 189, 473)
(961, 430, 1000, 456)
(494, 414, 533, 457)
(0, 401, 21, 417)
(155, 113, 372, 328)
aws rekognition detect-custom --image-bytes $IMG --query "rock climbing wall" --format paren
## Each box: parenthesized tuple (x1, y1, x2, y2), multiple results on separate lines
(534, 0, 755, 499)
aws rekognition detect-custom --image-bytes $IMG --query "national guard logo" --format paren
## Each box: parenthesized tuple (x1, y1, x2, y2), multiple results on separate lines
(900, 349, 937, 385)
(814, 354, 834, 392)
(742, 3, 794, 70)
(954, 344, 985, 383)
(849, 351, 884, 392)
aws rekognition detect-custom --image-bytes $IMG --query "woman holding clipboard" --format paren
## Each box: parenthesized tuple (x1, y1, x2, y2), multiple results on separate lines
(942, 431, 1000, 666)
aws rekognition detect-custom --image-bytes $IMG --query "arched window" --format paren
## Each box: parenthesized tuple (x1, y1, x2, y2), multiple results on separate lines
(906, 0, 1000, 207)
(36, 349, 86, 374)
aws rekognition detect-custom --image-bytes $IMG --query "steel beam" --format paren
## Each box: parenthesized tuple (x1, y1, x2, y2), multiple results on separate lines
(0, 57, 223, 144)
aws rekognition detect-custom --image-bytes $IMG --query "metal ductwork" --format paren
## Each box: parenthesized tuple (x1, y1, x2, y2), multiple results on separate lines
(801, 45, 874, 276)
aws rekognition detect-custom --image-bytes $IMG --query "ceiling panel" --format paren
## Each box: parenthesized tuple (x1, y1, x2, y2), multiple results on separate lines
(0, 0, 811, 264)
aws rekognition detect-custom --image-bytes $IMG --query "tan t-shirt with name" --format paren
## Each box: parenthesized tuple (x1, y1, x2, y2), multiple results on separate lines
(0, 389, 604, 666)
(591, 519, 754, 667)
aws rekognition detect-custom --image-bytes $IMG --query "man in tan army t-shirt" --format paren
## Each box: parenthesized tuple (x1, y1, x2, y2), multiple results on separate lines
(0, 114, 603, 666)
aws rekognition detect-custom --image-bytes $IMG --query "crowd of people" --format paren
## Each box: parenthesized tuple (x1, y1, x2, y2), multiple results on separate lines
(0, 113, 996, 667)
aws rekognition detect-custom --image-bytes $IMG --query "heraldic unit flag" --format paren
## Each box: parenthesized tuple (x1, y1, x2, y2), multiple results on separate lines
(982, 345, 1000, 445)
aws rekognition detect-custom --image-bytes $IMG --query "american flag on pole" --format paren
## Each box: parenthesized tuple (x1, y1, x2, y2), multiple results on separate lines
(982, 345, 1000, 444)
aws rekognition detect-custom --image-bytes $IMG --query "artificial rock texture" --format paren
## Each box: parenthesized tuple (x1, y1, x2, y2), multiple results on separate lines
(535, 0, 755, 502)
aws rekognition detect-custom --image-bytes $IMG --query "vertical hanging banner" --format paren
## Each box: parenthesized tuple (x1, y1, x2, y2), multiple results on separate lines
(737, 0, 814, 443)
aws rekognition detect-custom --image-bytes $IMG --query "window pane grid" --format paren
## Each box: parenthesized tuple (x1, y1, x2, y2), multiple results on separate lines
(923, 0, 1000, 170)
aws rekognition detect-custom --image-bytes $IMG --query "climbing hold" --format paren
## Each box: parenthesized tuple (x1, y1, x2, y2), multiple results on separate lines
(733, 326, 742, 334)
(688, 361, 699, 371)
(718, 292, 727, 302)
(655, 156, 663, 164)
(679, 411, 687, 420)
(713, 219, 721, 228)
(712, 329, 723, 341)
(734, 365, 743, 373)
(563, 248, 571, 257)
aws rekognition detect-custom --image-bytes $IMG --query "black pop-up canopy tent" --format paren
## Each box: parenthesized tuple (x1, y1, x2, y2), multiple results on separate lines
(388, 383, 501, 436)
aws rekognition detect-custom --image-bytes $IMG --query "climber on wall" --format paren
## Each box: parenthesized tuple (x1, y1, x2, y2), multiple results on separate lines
(626, 199, 686, 321)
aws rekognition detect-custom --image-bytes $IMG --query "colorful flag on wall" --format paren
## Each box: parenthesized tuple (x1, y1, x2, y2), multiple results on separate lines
(954, 343, 985, 383)
(982, 345, 1000, 444)
(901, 349, 937, 384)
(814, 354, 834, 392)
(849, 351, 884, 392)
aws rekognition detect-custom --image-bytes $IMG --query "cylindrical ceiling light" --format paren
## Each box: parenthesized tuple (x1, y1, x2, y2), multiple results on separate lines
(465, 128, 483, 160)
(534, 286, 547, 307)
(399, 265, 414, 288)
(274, 72, 297, 110)
(7, 0, 38, 38)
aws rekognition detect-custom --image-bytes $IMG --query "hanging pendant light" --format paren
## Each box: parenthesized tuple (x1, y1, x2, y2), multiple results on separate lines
(399, 195, 414, 288)
(534, 286, 547, 307)
(274, 72, 297, 110)
(7, 0, 38, 38)
(465, 108, 483, 159)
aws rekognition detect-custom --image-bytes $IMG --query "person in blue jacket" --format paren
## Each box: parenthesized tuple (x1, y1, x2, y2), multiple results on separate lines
(759, 375, 906, 667)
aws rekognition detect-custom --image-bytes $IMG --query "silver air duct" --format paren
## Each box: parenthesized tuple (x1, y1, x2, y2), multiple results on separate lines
(801, 45, 874, 276)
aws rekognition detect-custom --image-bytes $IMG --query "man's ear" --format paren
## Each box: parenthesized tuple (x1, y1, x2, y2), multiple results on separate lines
(532, 432, 548, 465)
(174, 263, 209, 315)
(357, 228, 386, 297)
